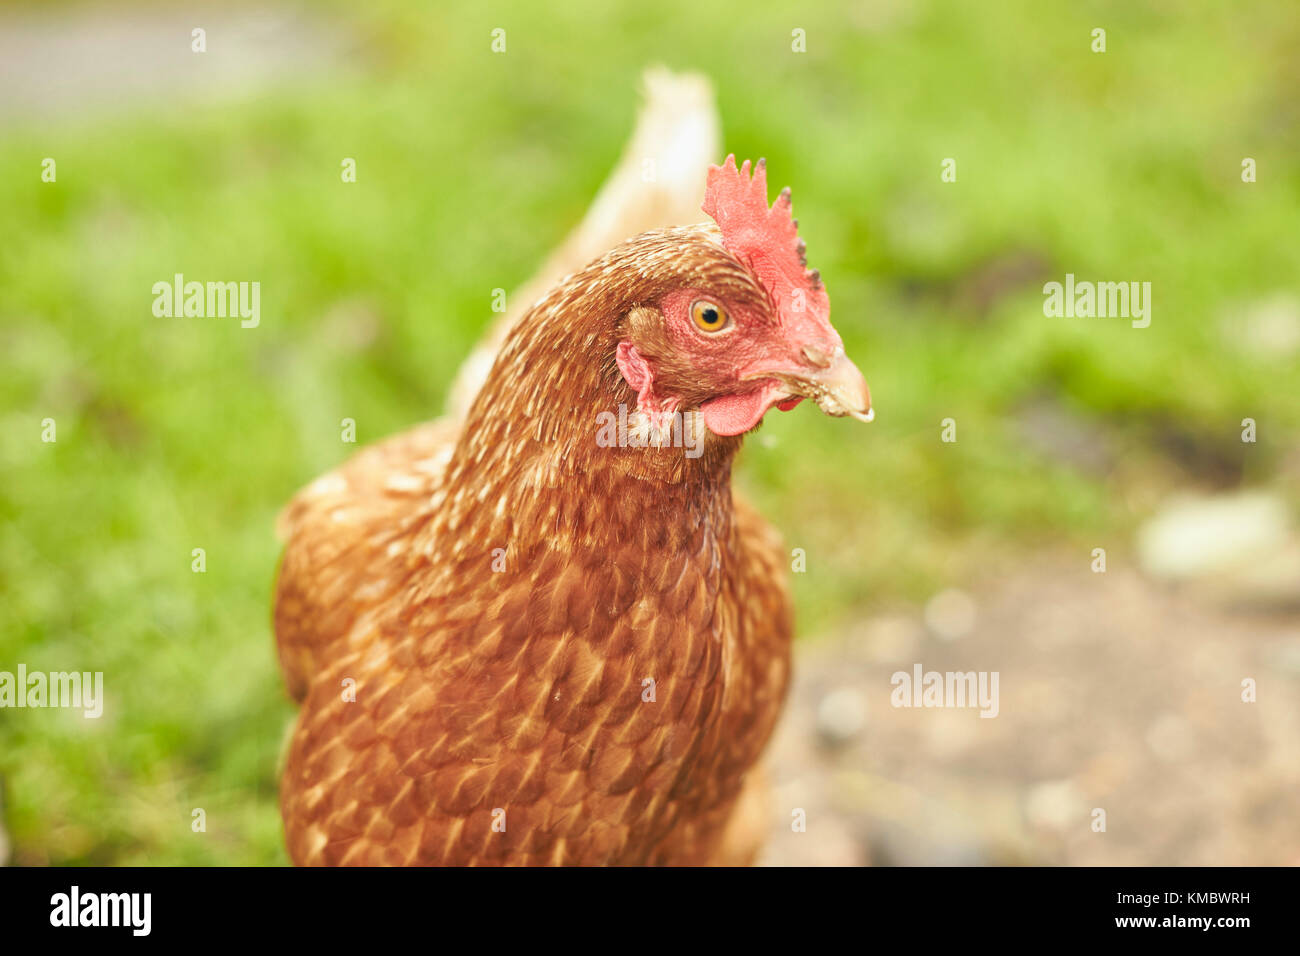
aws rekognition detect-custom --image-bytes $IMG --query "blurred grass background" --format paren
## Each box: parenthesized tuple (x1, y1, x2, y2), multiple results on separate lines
(0, 0, 1297, 864)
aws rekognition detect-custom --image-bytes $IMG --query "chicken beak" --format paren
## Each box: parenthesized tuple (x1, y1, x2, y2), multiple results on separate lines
(781, 351, 874, 423)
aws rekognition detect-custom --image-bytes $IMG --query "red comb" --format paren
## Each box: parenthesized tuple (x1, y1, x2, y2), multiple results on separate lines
(701, 155, 830, 328)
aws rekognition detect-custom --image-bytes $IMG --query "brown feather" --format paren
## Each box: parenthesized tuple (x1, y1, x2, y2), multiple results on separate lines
(275, 226, 793, 865)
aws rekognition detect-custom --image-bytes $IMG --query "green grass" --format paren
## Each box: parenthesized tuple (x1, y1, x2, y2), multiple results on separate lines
(1, 0, 1297, 864)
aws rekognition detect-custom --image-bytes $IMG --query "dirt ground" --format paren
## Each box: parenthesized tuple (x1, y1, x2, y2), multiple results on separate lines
(760, 558, 1300, 866)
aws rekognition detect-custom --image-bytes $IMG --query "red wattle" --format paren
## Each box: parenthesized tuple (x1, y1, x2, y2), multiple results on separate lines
(701, 391, 770, 436)
(701, 386, 800, 436)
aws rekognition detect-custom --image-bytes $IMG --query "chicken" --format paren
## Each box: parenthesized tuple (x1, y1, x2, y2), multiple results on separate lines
(273, 149, 874, 864)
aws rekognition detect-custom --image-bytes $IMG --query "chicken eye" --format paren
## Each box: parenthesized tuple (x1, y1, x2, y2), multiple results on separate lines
(690, 299, 730, 333)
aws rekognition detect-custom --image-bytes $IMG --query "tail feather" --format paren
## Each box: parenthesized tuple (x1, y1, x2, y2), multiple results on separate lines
(445, 67, 721, 419)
